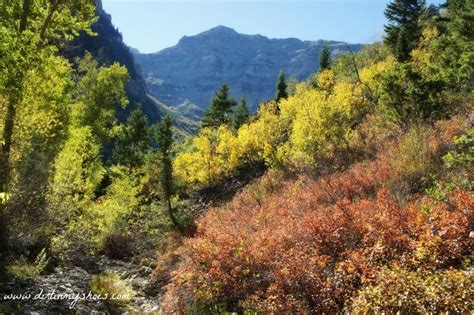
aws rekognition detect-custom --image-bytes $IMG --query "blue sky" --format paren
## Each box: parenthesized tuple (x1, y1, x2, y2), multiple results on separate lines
(102, 0, 445, 53)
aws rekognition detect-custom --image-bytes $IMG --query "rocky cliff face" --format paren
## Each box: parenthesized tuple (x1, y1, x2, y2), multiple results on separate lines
(134, 26, 363, 112)
(61, 0, 161, 123)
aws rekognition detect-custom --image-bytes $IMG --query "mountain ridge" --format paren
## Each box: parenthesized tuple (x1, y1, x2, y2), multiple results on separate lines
(133, 26, 363, 113)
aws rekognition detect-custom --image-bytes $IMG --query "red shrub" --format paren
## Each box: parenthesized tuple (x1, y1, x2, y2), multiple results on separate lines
(161, 117, 471, 313)
(162, 172, 472, 313)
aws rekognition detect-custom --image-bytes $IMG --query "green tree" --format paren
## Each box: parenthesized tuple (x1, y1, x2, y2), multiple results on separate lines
(0, 0, 96, 191)
(232, 97, 251, 130)
(113, 109, 150, 169)
(433, 0, 474, 90)
(0, 1, 96, 271)
(45, 56, 129, 259)
(72, 53, 129, 144)
(275, 71, 288, 102)
(445, 0, 474, 40)
(319, 43, 332, 71)
(155, 114, 182, 232)
(384, 0, 426, 61)
(395, 26, 411, 61)
(50, 126, 104, 205)
(201, 84, 237, 129)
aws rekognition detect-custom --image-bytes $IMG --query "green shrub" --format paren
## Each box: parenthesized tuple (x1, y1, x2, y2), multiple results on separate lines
(6, 248, 49, 280)
(387, 125, 436, 195)
(442, 127, 474, 189)
(378, 63, 447, 124)
(90, 272, 135, 306)
(351, 266, 474, 313)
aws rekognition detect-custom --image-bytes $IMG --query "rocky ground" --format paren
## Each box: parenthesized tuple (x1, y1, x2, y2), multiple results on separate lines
(0, 257, 160, 314)
(0, 165, 265, 315)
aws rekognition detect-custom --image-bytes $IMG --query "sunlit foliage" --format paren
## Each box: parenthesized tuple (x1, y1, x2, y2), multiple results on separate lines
(162, 119, 473, 313)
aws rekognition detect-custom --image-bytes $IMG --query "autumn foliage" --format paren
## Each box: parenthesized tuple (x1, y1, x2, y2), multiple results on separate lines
(161, 120, 473, 313)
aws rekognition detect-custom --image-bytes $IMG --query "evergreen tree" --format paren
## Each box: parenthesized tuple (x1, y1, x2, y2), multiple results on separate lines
(113, 109, 150, 169)
(319, 43, 332, 71)
(395, 26, 411, 61)
(201, 84, 237, 128)
(232, 97, 251, 130)
(384, 0, 426, 61)
(155, 114, 182, 232)
(275, 71, 288, 102)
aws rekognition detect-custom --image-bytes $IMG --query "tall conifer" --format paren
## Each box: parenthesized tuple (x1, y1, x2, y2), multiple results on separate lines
(275, 71, 288, 102)
(202, 84, 237, 128)
(384, 0, 426, 61)
(319, 43, 332, 71)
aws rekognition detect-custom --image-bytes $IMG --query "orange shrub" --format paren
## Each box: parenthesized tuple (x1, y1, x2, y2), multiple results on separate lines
(161, 117, 471, 313)
(161, 173, 472, 313)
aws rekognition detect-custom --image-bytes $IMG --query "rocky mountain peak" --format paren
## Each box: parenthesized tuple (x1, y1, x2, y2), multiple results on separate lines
(134, 26, 363, 114)
(202, 25, 238, 36)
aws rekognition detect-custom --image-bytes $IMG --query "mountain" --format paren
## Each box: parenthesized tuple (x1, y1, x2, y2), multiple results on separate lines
(133, 26, 364, 113)
(61, 0, 161, 123)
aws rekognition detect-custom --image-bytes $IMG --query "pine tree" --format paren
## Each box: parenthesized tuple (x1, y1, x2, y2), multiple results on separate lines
(201, 84, 237, 128)
(232, 97, 251, 130)
(319, 43, 332, 71)
(155, 114, 182, 232)
(275, 71, 288, 102)
(384, 0, 426, 61)
(113, 109, 150, 169)
(395, 26, 411, 62)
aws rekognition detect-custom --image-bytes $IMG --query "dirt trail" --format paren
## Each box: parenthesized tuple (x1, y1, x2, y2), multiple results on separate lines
(1, 256, 160, 314)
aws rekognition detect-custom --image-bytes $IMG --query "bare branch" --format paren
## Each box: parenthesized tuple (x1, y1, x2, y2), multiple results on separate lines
(344, 42, 377, 103)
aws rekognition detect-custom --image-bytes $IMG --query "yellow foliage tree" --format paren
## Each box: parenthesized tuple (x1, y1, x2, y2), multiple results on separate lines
(280, 70, 369, 166)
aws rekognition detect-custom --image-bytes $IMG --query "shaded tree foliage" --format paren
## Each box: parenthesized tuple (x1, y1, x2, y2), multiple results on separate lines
(202, 84, 237, 128)
(155, 114, 182, 232)
(384, 0, 426, 61)
(232, 97, 250, 130)
(113, 109, 150, 169)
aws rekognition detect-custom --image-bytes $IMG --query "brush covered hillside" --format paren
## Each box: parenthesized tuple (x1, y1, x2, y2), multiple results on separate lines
(161, 0, 474, 312)
(133, 26, 363, 113)
(0, 0, 473, 314)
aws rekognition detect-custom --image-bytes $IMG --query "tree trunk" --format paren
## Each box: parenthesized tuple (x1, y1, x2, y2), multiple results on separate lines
(0, 0, 31, 191)
(167, 197, 183, 234)
(0, 205, 8, 280)
(0, 96, 17, 191)
(19, 0, 31, 33)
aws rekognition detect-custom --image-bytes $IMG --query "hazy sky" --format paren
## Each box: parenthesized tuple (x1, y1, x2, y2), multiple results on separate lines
(102, 0, 445, 54)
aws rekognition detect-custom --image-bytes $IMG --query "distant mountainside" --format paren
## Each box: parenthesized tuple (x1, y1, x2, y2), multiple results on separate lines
(61, 0, 161, 123)
(133, 26, 364, 113)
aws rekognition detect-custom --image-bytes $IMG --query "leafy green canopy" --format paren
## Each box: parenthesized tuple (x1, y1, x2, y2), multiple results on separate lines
(113, 109, 150, 169)
(0, 0, 97, 190)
